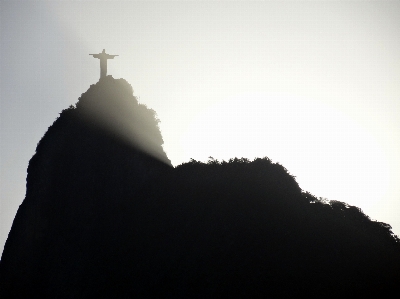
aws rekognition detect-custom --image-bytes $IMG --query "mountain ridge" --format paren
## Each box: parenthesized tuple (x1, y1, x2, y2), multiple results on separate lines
(1, 77, 399, 298)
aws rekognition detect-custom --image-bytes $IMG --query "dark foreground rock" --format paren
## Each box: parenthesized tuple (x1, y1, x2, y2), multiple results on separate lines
(1, 77, 399, 298)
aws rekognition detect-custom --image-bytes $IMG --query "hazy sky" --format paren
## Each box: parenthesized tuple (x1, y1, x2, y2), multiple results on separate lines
(1, 0, 399, 255)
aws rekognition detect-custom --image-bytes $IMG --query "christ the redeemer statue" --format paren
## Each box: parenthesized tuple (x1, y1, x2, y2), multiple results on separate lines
(90, 49, 118, 79)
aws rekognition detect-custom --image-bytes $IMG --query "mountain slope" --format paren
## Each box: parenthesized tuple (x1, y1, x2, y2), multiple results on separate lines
(1, 77, 399, 298)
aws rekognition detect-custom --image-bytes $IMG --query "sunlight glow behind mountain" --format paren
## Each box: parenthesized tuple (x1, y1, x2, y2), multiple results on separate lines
(180, 94, 390, 212)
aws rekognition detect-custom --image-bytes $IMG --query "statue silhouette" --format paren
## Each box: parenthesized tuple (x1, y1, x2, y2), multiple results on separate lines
(90, 49, 118, 79)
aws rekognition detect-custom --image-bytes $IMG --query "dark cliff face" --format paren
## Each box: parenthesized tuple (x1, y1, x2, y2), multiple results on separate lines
(0, 77, 172, 297)
(1, 78, 400, 298)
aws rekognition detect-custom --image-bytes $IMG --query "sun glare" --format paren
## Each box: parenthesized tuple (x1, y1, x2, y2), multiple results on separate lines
(181, 94, 390, 210)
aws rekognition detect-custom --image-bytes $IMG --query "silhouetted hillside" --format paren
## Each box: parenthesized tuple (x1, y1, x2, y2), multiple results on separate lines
(1, 77, 399, 298)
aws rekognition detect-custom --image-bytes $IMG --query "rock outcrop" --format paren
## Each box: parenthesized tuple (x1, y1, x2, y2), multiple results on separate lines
(1, 77, 399, 298)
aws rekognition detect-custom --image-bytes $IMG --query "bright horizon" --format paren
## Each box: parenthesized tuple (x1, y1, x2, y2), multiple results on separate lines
(1, 1, 400, 255)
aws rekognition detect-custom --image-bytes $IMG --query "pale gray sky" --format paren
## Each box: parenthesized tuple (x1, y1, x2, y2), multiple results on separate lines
(1, 0, 400, 255)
